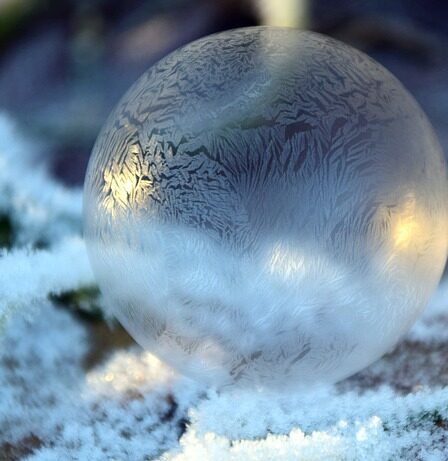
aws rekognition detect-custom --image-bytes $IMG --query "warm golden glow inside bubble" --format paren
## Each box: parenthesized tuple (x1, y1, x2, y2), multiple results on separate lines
(102, 165, 132, 215)
(393, 218, 420, 249)
(101, 144, 154, 217)
(391, 194, 426, 251)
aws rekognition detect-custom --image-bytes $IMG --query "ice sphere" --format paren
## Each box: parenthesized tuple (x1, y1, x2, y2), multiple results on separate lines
(83, 27, 448, 389)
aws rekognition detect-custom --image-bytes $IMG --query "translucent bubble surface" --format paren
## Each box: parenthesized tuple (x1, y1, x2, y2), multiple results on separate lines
(84, 27, 448, 390)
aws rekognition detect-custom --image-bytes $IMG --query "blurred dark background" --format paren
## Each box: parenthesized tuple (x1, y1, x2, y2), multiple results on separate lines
(0, 0, 447, 186)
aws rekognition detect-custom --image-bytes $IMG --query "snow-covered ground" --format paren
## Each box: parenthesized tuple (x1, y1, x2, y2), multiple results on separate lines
(1, 114, 447, 460)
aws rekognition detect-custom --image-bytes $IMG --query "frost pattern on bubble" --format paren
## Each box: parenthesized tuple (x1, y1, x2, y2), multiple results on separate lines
(84, 27, 448, 389)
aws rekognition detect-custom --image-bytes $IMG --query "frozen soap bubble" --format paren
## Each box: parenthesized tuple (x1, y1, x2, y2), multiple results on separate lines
(84, 27, 448, 390)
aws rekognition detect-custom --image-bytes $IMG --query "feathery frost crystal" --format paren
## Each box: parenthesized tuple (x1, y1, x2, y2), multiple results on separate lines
(84, 27, 448, 389)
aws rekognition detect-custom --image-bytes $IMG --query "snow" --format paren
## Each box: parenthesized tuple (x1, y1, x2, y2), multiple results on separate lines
(1, 113, 447, 460)
(0, 115, 82, 247)
(0, 237, 94, 328)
